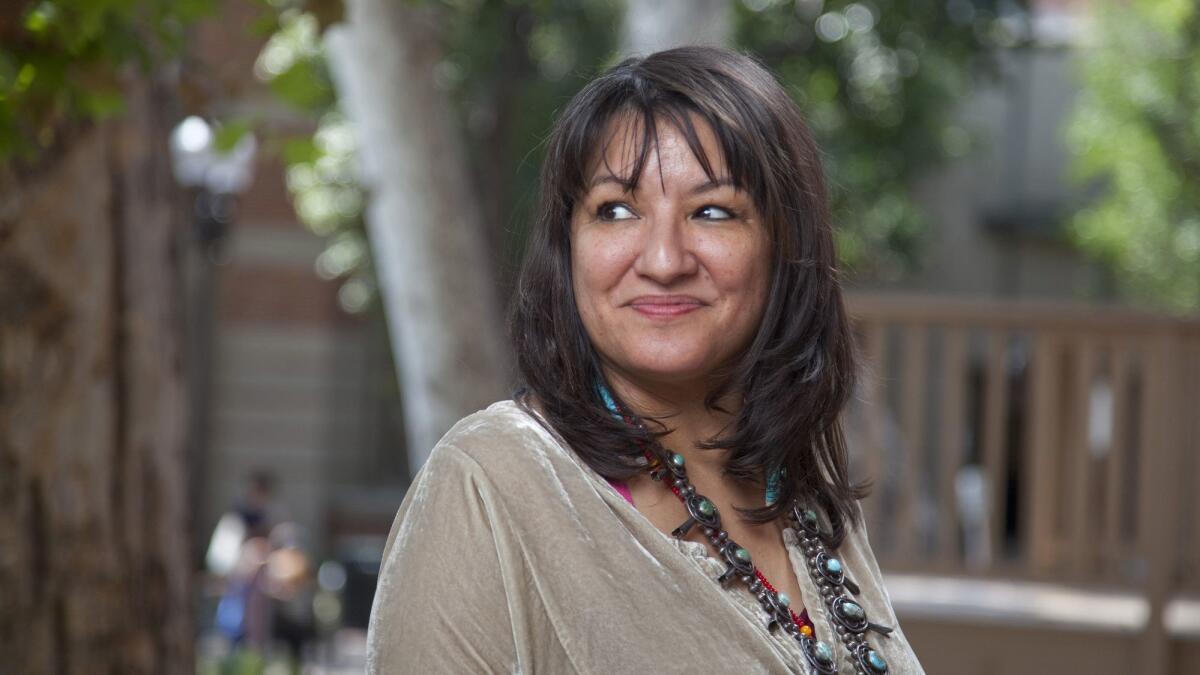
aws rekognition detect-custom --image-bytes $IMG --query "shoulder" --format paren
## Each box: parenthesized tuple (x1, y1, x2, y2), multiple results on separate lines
(424, 399, 571, 491)
(436, 399, 557, 462)
(438, 399, 546, 448)
(834, 504, 899, 618)
(375, 401, 555, 562)
(390, 399, 601, 556)
(837, 503, 881, 567)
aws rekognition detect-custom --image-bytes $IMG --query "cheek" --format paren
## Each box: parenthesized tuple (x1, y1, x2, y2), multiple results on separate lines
(701, 234, 771, 306)
(571, 229, 634, 297)
(570, 233, 615, 338)
(748, 248, 773, 320)
(745, 245, 772, 303)
(569, 238, 598, 310)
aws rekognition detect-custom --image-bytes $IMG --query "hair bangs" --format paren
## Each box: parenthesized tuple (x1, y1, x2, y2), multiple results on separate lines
(558, 78, 767, 216)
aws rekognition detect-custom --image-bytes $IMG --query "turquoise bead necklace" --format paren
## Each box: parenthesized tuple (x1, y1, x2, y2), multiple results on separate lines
(598, 384, 892, 674)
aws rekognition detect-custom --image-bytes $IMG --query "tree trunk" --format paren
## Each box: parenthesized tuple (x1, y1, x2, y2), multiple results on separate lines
(324, 0, 509, 472)
(621, 0, 732, 56)
(0, 71, 192, 675)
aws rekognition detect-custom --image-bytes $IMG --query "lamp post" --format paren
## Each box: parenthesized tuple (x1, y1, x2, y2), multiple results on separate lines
(168, 115, 257, 565)
(170, 115, 258, 257)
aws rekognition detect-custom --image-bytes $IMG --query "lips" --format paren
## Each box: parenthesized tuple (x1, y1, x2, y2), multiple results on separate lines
(628, 295, 706, 317)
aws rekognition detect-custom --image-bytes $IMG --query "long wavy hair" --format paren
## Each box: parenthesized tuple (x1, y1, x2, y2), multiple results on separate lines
(508, 45, 864, 543)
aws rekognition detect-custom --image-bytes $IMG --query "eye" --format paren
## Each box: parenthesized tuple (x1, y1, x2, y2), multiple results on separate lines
(596, 202, 637, 221)
(694, 204, 736, 221)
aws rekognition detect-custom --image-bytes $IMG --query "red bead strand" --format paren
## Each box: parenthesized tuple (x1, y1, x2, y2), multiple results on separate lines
(754, 569, 815, 637)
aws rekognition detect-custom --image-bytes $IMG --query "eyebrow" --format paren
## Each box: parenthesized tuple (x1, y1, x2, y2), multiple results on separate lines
(586, 174, 738, 196)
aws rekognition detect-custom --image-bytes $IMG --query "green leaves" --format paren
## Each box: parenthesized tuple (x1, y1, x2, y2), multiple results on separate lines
(0, 0, 215, 164)
(269, 56, 335, 111)
(213, 119, 253, 154)
(256, 11, 335, 112)
(735, 0, 1016, 281)
(1067, 0, 1200, 309)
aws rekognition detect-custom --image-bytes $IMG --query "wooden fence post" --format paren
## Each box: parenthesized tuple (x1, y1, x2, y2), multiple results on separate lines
(1138, 330, 1184, 675)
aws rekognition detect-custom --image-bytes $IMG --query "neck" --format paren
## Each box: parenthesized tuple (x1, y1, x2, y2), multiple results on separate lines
(603, 366, 738, 474)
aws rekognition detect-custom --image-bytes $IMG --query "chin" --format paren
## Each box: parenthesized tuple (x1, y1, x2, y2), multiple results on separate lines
(621, 351, 717, 385)
(631, 366, 709, 385)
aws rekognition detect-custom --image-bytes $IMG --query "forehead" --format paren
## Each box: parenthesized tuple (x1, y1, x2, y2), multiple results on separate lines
(582, 109, 729, 190)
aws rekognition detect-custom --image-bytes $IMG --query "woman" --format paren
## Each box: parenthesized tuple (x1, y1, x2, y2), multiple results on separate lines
(367, 46, 924, 674)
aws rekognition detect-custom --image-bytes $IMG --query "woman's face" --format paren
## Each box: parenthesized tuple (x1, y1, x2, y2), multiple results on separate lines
(570, 113, 771, 390)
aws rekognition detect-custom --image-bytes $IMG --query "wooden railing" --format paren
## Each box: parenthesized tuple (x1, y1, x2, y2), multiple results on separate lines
(845, 293, 1200, 672)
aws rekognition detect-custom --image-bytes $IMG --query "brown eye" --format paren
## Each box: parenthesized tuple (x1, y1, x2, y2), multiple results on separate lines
(597, 202, 637, 221)
(694, 205, 735, 221)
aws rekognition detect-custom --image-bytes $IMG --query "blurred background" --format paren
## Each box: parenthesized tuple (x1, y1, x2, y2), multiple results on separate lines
(1, 0, 1197, 673)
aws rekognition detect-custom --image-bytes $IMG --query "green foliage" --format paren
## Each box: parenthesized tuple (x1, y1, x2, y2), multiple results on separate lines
(735, 0, 1029, 280)
(255, 8, 336, 111)
(0, 0, 215, 162)
(1066, 0, 1200, 310)
(251, 4, 371, 313)
(213, 119, 253, 153)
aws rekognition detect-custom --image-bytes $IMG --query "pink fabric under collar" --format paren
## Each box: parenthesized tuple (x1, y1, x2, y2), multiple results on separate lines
(608, 478, 634, 505)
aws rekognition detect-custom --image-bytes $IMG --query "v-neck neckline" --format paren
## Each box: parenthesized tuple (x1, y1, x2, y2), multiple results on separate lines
(511, 400, 833, 672)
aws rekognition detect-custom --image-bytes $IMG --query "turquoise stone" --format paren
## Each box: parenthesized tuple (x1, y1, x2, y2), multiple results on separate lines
(866, 649, 888, 673)
(813, 640, 834, 665)
(838, 600, 865, 621)
(734, 547, 752, 563)
(802, 509, 819, 527)
(698, 499, 715, 517)
(670, 453, 685, 468)
(777, 592, 790, 608)
(823, 557, 843, 576)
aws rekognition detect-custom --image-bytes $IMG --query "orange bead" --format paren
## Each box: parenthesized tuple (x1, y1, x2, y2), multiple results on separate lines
(800, 625, 813, 637)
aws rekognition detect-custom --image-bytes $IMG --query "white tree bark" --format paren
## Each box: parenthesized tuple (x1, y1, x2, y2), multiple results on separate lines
(324, 0, 508, 471)
(621, 0, 733, 56)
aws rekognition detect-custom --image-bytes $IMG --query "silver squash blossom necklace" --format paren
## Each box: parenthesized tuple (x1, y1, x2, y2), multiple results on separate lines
(600, 387, 892, 674)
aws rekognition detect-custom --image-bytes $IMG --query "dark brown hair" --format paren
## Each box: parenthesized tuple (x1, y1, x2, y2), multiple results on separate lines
(508, 46, 864, 542)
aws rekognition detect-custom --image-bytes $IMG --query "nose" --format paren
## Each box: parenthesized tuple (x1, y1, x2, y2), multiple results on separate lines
(632, 211, 699, 285)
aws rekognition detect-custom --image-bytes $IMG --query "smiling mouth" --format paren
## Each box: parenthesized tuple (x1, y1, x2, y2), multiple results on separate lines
(628, 295, 706, 318)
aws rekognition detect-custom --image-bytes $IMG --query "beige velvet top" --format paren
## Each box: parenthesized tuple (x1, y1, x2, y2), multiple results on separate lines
(366, 400, 924, 674)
